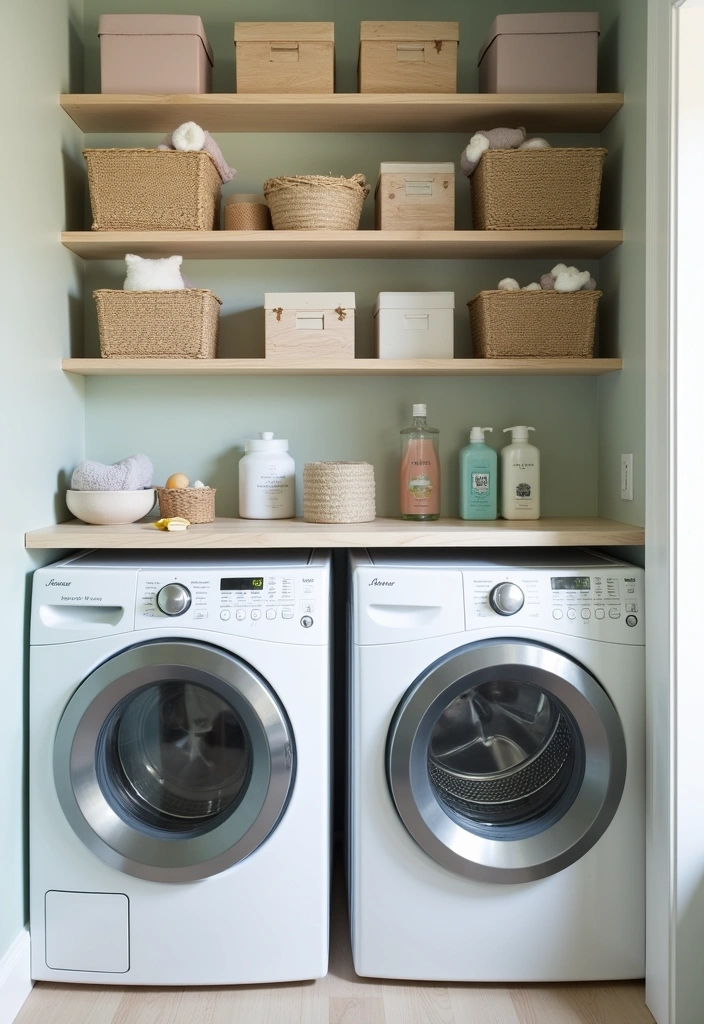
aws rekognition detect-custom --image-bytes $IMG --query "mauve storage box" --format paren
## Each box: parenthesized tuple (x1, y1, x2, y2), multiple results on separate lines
(99, 14, 213, 94)
(478, 13, 599, 94)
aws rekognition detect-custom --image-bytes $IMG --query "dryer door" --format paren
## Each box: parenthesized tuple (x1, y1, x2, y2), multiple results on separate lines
(386, 639, 626, 883)
(54, 640, 294, 882)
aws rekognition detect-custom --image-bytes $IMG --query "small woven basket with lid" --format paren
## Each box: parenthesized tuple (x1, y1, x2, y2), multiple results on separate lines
(156, 487, 216, 524)
(263, 174, 370, 230)
(303, 462, 376, 523)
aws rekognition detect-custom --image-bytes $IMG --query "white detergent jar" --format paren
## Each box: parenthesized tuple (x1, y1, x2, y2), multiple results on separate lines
(239, 432, 296, 519)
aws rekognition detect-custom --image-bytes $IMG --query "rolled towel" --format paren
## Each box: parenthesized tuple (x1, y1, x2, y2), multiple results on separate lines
(498, 277, 520, 291)
(540, 273, 556, 290)
(582, 276, 597, 291)
(71, 455, 154, 492)
(158, 123, 235, 184)
(124, 254, 184, 292)
(521, 282, 541, 291)
(518, 137, 551, 150)
(554, 268, 591, 293)
(171, 121, 205, 152)
(460, 126, 526, 176)
(551, 263, 568, 277)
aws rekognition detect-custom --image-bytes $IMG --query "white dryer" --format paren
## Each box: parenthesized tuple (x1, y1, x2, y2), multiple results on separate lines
(348, 549, 644, 982)
(30, 550, 331, 986)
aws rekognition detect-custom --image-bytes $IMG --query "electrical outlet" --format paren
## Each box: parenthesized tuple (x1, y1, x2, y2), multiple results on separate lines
(621, 454, 634, 501)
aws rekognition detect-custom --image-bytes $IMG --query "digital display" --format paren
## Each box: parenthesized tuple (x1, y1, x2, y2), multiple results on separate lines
(551, 577, 591, 591)
(220, 578, 264, 591)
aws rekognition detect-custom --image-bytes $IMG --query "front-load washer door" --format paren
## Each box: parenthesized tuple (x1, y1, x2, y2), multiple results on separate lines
(386, 638, 626, 884)
(54, 640, 294, 882)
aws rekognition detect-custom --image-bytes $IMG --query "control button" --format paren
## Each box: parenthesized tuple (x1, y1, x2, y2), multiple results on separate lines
(266, 608, 277, 620)
(220, 610, 231, 621)
(595, 608, 606, 620)
(626, 614, 638, 627)
(251, 609, 261, 621)
(300, 615, 314, 628)
(193, 610, 207, 620)
(156, 583, 191, 617)
(609, 608, 621, 619)
(581, 608, 591, 620)
(567, 608, 577, 620)
(235, 609, 246, 621)
(282, 608, 294, 619)
(626, 601, 638, 613)
(489, 582, 525, 616)
(552, 609, 563, 620)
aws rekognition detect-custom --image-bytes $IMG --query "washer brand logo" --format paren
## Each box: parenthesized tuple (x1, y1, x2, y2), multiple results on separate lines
(624, 577, 636, 583)
(302, 578, 314, 583)
(369, 578, 394, 587)
(46, 579, 70, 587)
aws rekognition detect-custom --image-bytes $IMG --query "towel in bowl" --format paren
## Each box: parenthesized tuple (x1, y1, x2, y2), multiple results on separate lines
(71, 454, 153, 492)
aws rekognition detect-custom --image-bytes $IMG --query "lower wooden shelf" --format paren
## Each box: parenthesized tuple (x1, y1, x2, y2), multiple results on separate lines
(24, 517, 645, 550)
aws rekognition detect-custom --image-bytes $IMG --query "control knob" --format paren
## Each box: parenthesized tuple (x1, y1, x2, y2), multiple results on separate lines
(156, 583, 192, 617)
(489, 582, 525, 616)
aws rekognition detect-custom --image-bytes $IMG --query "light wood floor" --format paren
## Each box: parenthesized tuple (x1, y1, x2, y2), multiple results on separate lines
(17, 868, 655, 1024)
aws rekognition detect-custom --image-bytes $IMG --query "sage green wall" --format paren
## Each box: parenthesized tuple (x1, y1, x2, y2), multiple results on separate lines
(0, 0, 85, 960)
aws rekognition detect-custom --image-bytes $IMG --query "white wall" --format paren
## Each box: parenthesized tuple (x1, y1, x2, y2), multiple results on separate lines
(0, 0, 84, 964)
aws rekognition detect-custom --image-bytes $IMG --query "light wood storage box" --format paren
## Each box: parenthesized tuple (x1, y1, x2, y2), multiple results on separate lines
(468, 289, 600, 358)
(375, 292, 454, 359)
(94, 289, 221, 359)
(235, 22, 334, 93)
(98, 14, 214, 94)
(265, 292, 355, 361)
(375, 162, 454, 230)
(359, 22, 459, 94)
(478, 12, 599, 94)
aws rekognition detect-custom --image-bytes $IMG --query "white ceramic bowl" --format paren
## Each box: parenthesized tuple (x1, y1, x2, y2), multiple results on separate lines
(66, 489, 156, 526)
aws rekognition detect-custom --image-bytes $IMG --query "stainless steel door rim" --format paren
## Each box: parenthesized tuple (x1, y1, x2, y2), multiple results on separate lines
(54, 640, 295, 883)
(387, 639, 627, 884)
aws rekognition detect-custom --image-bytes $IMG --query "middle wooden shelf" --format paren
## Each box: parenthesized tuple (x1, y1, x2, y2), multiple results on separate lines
(61, 230, 623, 261)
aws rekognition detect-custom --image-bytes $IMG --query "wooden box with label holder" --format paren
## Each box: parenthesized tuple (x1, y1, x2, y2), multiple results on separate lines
(265, 293, 355, 361)
(375, 162, 455, 231)
(359, 21, 459, 94)
(235, 22, 334, 93)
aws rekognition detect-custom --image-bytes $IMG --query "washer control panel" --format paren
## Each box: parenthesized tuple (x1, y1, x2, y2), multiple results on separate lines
(464, 568, 644, 642)
(135, 569, 326, 642)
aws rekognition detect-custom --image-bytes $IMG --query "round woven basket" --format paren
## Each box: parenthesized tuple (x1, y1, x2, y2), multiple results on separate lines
(303, 462, 376, 524)
(224, 194, 272, 231)
(156, 487, 216, 524)
(263, 174, 370, 230)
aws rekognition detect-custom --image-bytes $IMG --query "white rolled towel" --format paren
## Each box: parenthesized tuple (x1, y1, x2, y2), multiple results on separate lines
(171, 121, 206, 152)
(554, 267, 592, 292)
(498, 277, 520, 291)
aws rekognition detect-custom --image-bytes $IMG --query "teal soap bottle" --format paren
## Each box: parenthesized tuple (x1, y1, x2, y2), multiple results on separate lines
(459, 426, 497, 520)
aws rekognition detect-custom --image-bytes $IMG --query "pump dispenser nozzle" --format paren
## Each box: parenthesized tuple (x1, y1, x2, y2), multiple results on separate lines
(503, 426, 535, 442)
(469, 426, 493, 443)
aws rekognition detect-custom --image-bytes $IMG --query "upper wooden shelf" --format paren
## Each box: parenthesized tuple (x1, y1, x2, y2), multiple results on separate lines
(61, 230, 623, 261)
(24, 517, 644, 551)
(62, 358, 622, 378)
(60, 93, 624, 134)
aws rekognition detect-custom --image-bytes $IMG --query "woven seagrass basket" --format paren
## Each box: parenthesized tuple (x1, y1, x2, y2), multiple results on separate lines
(263, 174, 370, 230)
(303, 462, 376, 523)
(94, 289, 221, 359)
(156, 487, 216, 524)
(468, 290, 601, 358)
(471, 148, 606, 230)
(85, 149, 222, 231)
(224, 194, 272, 230)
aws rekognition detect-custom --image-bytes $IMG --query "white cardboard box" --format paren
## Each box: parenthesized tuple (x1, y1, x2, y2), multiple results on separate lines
(374, 292, 454, 359)
(265, 292, 355, 361)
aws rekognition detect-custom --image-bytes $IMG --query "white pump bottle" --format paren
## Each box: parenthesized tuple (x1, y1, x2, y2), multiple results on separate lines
(500, 426, 540, 520)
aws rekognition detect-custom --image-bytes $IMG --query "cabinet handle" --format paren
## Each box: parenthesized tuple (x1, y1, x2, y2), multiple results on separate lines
(396, 43, 425, 62)
(270, 43, 299, 63)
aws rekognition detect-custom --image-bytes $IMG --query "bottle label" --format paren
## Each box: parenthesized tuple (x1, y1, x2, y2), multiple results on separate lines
(400, 438, 440, 515)
(472, 472, 489, 495)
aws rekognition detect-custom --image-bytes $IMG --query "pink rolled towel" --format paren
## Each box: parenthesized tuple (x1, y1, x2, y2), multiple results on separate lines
(158, 122, 235, 184)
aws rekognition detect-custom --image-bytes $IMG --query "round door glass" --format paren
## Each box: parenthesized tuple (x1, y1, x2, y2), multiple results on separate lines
(428, 679, 582, 831)
(99, 681, 252, 835)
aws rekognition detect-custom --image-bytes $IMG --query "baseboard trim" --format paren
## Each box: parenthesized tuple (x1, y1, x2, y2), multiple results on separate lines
(0, 929, 32, 1024)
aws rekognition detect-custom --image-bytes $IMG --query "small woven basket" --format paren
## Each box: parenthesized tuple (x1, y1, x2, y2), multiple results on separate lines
(85, 149, 222, 231)
(156, 487, 216, 524)
(224, 195, 272, 230)
(471, 148, 606, 230)
(468, 290, 601, 358)
(263, 174, 370, 230)
(94, 289, 221, 359)
(303, 462, 376, 523)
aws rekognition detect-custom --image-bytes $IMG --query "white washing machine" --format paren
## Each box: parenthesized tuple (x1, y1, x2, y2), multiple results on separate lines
(348, 549, 645, 982)
(30, 550, 331, 986)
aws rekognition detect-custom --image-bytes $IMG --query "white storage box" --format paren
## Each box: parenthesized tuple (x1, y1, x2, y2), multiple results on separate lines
(375, 162, 455, 231)
(374, 292, 454, 359)
(265, 292, 356, 361)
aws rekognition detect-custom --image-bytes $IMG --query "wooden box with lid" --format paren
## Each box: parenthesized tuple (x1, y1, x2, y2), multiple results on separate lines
(359, 22, 459, 93)
(235, 22, 334, 93)
(375, 162, 455, 230)
(265, 292, 355, 361)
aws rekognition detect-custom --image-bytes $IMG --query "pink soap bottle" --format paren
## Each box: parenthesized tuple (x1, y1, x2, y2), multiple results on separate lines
(400, 403, 440, 521)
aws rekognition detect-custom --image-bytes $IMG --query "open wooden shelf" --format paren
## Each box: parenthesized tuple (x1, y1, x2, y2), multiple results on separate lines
(61, 230, 623, 261)
(25, 517, 645, 550)
(60, 92, 624, 134)
(62, 357, 622, 377)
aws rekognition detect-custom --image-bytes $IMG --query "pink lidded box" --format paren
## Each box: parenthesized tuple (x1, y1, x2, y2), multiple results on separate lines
(99, 14, 214, 94)
(478, 12, 599, 94)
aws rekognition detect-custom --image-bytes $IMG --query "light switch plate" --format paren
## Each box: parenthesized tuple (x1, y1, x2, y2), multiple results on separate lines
(621, 454, 634, 500)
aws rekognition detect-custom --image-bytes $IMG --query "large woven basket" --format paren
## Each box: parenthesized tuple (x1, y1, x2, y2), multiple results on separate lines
(263, 175, 370, 230)
(85, 149, 222, 231)
(156, 487, 216, 524)
(471, 149, 606, 230)
(94, 289, 221, 359)
(468, 290, 601, 358)
(303, 462, 376, 523)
